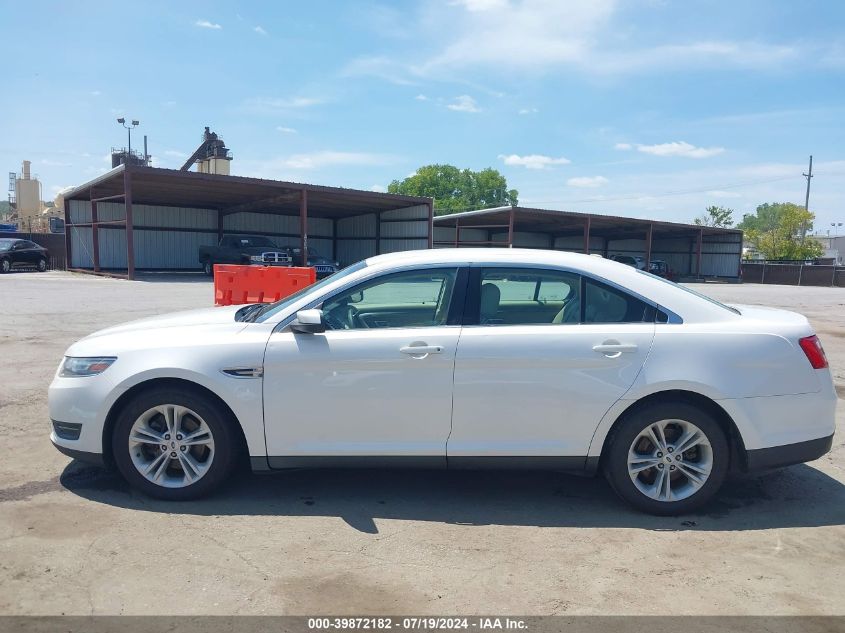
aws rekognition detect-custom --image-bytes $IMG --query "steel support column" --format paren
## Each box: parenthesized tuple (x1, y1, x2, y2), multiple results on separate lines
(375, 212, 381, 255)
(454, 219, 461, 248)
(91, 198, 100, 272)
(695, 229, 703, 277)
(427, 202, 434, 248)
(583, 216, 592, 254)
(507, 208, 515, 248)
(63, 198, 71, 270)
(645, 223, 653, 269)
(299, 189, 308, 266)
(217, 209, 224, 244)
(124, 166, 135, 280)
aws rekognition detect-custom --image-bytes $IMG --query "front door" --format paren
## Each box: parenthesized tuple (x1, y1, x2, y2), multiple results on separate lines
(448, 267, 655, 465)
(262, 266, 464, 467)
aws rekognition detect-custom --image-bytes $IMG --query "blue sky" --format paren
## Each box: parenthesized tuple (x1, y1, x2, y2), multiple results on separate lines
(2, 0, 844, 230)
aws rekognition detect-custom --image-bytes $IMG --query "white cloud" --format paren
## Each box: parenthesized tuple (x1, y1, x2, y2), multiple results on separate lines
(707, 190, 742, 199)
(370, 184, 387, 193)
(614, 142, 632, 150)
(415, 94, 429, 101)
(279, 151, 397, 170)
(163, 149, 188, 158)
(499, 153, 570, 169)
(253, 25, 267, 35)
(636, 141, 725, 158)
(276, 126, 297, 134)
(518, 107, 539, 115)
(244, 96, 324, 110)
(195, 20, 222, 30)
(90, 90, 101, 96)
(567, 176, 609, 188)
(447, 95, 481, 113)
(342, 56, 418, 85)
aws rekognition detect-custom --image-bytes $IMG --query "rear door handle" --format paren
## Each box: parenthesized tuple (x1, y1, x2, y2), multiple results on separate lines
(593, 343, 638, 357)
(400, 345, 443, 357)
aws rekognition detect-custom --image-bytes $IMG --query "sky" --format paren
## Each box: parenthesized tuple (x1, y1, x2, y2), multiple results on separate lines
(1, 0, 844, 231)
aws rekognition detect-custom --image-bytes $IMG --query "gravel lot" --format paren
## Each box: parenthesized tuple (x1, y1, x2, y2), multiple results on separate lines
(0, 271, 843, 615)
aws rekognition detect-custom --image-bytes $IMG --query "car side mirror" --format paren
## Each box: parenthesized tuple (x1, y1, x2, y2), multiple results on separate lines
(291, 309, 325, 334)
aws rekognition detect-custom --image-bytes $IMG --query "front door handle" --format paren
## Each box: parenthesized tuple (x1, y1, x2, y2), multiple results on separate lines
(400, 344, 443, 357)
(593, 342, 638, 358)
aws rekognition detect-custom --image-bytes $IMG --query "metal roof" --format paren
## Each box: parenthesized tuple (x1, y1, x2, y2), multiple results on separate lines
(63, 165, 432, 219)
(433, 206, 742, 238)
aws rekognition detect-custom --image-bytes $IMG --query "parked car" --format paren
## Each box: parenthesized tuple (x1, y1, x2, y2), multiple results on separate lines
(610, 254, 647, 270)
(49, 249, 835, 514)
(0, 238, 49, 273)
(198, 235, 292, 275)
(648, 259, 674, 280)
(283, 246, 340, 278)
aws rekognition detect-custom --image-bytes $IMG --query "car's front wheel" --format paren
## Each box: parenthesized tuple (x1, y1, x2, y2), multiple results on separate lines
(112, 387, 238, 500)
(0, 258, 10, 274)
(37, 258, 47, 272)
(604, 401, 729, 515)
(203, 261, 213, 276)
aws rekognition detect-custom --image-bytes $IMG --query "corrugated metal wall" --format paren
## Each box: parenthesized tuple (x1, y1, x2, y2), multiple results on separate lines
(336, 205, 429, 265)
(68, 201, 430, 271)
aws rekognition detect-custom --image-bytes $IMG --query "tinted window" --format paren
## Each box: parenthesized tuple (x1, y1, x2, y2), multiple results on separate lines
(322, 268, 458, 330)
(0, 239, 13, 251)
(478, 268, 580, 325)
(583, 278, 652, 323)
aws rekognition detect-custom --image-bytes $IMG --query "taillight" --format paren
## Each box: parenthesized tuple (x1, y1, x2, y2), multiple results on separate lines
(799, 335, 828, 369)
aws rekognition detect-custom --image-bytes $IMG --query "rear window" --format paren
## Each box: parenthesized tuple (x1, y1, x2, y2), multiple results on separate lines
(635, 268, 740, 315)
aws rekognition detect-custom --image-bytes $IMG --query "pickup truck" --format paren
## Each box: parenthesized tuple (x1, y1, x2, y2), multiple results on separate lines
(283, 247, 339, 279)
(198, 235, 292, 275)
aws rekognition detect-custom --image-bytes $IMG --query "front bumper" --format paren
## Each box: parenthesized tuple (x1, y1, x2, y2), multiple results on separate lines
(746, 433, 834, 472)
(51, 438, 106, 467)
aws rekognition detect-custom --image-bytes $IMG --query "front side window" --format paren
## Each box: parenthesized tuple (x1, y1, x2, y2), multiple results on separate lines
(321, 268, 458, 330)
(477, 268, 581, 325)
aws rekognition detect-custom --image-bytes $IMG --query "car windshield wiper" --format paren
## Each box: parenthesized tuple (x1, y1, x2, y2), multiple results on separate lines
(235, 303, 265, 322)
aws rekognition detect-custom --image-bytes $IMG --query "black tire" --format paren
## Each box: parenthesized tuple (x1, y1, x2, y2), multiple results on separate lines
(37, 258, 48, 272)
(203, 261, 213, 276)
(111, 387, 239, 500)
(603, 401, 729, 515)
(0, 258, 9, 274)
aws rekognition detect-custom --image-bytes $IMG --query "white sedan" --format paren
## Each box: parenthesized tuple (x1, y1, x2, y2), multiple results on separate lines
(49, 249, 836, 514)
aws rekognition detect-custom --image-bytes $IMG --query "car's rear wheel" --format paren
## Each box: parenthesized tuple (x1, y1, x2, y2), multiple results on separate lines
(203, 261, 213, 276)
(604, 402, 728, 515)
(0, 258, 10, 273)
(37, 258, 47, 272)
(112, 387, 238, 500)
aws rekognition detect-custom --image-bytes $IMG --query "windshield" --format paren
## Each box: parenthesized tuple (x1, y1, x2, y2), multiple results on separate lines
(255, 260, 367, 322)
(228, 236, 276, 248)
(0, 239, 14, 251)
(635, 268, 740, 314)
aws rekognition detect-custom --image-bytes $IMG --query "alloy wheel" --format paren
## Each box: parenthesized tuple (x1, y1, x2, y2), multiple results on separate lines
(128, 404, 215, 488)
(627, 418, 713, 502)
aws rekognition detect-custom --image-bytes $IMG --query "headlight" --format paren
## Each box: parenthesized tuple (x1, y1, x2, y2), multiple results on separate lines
(60, 356, 116, 377)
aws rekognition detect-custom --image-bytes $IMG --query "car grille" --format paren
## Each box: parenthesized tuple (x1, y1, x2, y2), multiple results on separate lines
(315, 265, 335, 273)
(261, 252, 292, 264)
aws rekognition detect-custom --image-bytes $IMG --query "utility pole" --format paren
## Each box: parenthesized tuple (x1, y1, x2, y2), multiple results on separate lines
(801, 155, 813, 244)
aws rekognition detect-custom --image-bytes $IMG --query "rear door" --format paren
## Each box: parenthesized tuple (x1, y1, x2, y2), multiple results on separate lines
(448, 266, 655, 465)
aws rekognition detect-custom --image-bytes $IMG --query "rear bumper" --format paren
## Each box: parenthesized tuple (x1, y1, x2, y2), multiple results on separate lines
(745, 433, 834, 472)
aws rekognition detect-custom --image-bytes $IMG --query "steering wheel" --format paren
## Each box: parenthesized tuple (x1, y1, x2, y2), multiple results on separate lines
(323, 304, 363, 330)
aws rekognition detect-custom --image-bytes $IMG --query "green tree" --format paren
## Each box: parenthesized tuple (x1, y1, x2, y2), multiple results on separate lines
(694, 205, 734, 228)
(388, 164, 518, 215)
(738, 202, 823, 260)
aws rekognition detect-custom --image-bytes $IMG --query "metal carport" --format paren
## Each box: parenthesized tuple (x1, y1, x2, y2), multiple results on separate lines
(62, 165, 433, 279)
(433, 206, 743, 279)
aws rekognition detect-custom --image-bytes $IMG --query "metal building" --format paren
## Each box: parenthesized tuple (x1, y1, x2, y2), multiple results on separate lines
(62, 165, 433, 279)
(433, 206, 743, 279)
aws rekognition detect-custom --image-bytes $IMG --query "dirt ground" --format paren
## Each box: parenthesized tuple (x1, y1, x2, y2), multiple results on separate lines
(0, 271, 842, 615)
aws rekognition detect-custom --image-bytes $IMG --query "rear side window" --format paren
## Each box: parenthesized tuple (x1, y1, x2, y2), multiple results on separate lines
(477, 268, 581, 325)
(583, 278, 653, 323)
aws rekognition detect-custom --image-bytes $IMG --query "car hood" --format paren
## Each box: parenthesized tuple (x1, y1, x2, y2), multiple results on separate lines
(82, 306, 243, 339)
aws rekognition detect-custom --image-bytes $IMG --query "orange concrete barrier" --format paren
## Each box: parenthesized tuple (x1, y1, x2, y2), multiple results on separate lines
(214, 265, 317, 306)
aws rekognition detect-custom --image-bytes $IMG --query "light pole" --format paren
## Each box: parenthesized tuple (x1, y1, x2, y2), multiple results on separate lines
(116, 117, 140, 157)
